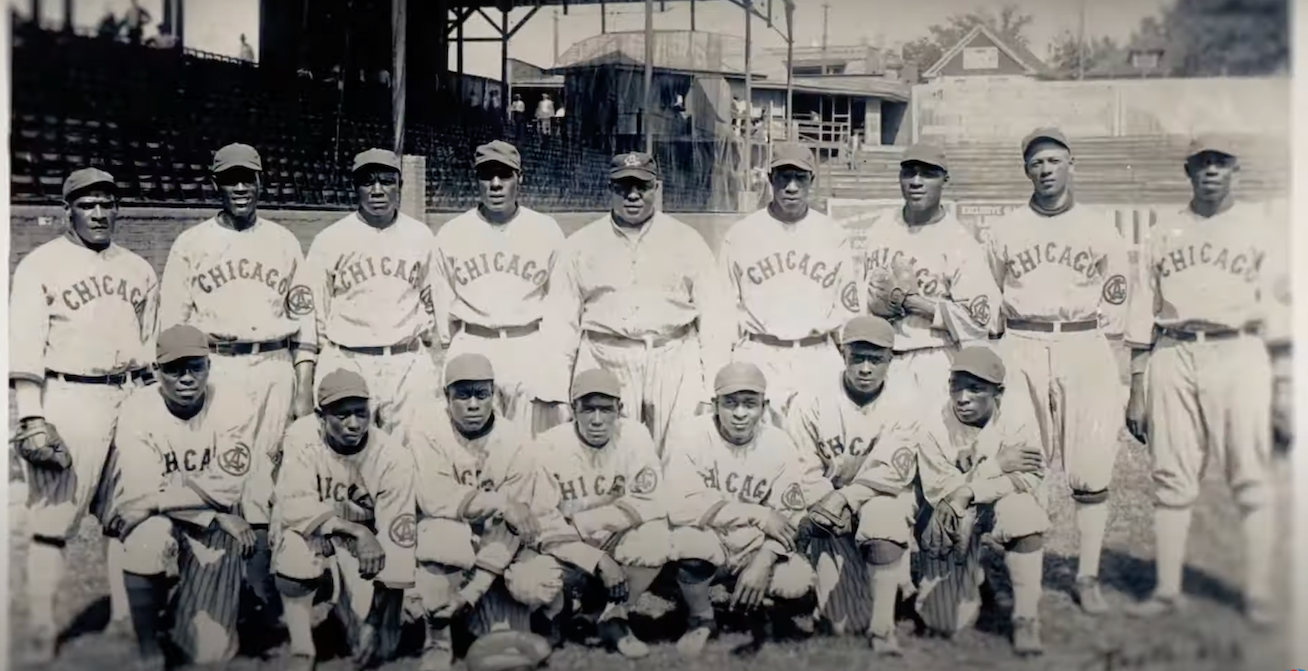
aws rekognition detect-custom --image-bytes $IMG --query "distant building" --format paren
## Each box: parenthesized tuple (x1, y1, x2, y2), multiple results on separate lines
(922, 24, 1049, 80)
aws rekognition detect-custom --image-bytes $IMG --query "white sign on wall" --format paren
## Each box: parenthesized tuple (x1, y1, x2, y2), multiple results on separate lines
(962, 46, 1000, 70)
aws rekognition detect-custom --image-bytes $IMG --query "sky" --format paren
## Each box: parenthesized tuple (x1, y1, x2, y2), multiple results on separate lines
(16, 0, 1169, 79)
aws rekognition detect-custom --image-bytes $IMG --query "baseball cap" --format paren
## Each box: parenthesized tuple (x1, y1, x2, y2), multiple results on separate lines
(900, 143, 948, 172)
(609, 152, 659, 181)
(714, 362, 767, 397)
(1021, 127, 1071, 157)
(1186, 135, 1238, 160)
(155, 324, 210, 365)
(571, 368, 622, 402)
(950, 346, 1006, 385)
(474, 140, 522, 171)
(62, 167, 118, 201)
(445, 353, 495, 386)
(352, 148, 402, 174)
(211, 143, 263, 173)
(769, 143, 816, 172)
(839, 315, 896, 349)
(317, 369, 370, 406)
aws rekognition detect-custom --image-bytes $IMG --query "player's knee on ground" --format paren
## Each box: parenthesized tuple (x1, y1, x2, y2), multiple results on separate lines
(854, 493, 915, 547)
(768, 554, 816, 600)
(611, 519, 673, 568)
(416, 563, 465, 614)
(502, 553, 565, 608)
(990, 492, 1051, 546)
(119, 516, 177, 576)
(860, 538, 906, 566)
(670, 526, 727, 566)
(272, 530, 330, 582)
(416, 518, 477, 569)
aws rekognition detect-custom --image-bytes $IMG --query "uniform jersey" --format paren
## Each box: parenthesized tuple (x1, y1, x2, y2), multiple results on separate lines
(158, 217, 311, 356)
(1125, 201, 1283, 348)
(298, 212, 439, 352)
(534, 419, 665, 539)
(719, 207, 861, 341)
(863, 208, 999, 350)
(914, 403, 1044, 508)
(431, 207, 566, 344)
(9, 235, 159, 382)
(984, 204, 1130, 334)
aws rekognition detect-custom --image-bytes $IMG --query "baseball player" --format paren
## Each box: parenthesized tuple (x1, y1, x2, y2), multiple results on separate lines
(99, 325, 259, 668)
(538, 152, 734, 453)
(909, 346, 1048, 656)
(158, 142, 313, 626)
(297, 148, 441, 433)
(719, 143, 862, 416)
(983, 128, 1130, 614)
(533, 368, 672, 658)
(430, 141, 566, 436)
(863, 144, 999, 409)
(8, 167, 159, 660)
(271, 369, 417, 671)
(1123, 137, 1281, 627)
(664, 362, 829, 657)
(783, 316, 914, 641)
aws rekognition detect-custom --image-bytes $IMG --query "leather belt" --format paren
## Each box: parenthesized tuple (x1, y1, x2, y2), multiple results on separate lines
(461, 320, 541, 339)
(209, 337, 292, 356)
(47, 369, 146, 386)
(585, 323, 692, 348)
(1159, 324, 1259, 343)
(335, 339, 421, 356)
(747, 332, 833, 349)
(1006, 318, 1099, 334)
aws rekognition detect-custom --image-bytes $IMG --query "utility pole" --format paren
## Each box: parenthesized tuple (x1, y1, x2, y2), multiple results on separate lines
(821, 2, 830, 64)
(783, 0, 794, 132)
(743, 0, 752, 189)
(1076, 0, 1087, 80)
(553, 9, 560, 65)
(644, 0, 654, 154)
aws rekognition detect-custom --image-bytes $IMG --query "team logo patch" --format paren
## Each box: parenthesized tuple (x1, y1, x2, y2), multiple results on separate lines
(840, 281, 860, 313)
(1101, 274, 1128, 306)
(968, 295, 991, 327)
(630, 466, 659, 495)
(132, 298, 147, 322)
(419, 285, 434, 315)
(285, 284, 314, 316)
(389, 513, 417, 548)
(779, 482, 806, 511)
(218, 443, 251, 477)
(891, 446, 915, 482)
(623, 154, 642, 167)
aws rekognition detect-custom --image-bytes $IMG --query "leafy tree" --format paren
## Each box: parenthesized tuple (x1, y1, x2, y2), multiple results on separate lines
(1159, 0, 1288, 76)
(1046, 31, 1123, 79)
(900, 4, 1034, 73)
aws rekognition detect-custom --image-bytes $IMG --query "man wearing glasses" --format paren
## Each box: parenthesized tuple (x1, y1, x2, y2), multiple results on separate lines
(297, 148, 442, 433)
(539, 152, 734, 455)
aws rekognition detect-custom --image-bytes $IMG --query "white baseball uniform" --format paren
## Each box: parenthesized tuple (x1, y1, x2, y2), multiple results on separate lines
(539, 214, 734, 452)
(159, 215, 312, 525)
(431, 206, 566, 432)
(984, 204, 1131, 500)
(298, 211, 441, 432)
(720, 207, 862, 414)
(9, 234, 159, 539)
(863, 207, 999, 409)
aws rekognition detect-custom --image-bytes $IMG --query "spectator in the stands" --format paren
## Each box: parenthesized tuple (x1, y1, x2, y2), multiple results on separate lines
(146, 22, 177, 49)
(240, 34, 255, 62)
(536, 93, 555, 135)
(511, 93, 526, 125)
(124, 0, 151, 44)
(96, 8, 119, 40)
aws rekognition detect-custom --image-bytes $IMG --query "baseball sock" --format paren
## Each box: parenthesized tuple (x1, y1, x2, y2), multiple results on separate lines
(123, 571, 168, 661)
(1005, 549, 1043, 620)
(26, 540, 64, 632)
(866, 554, 904, 635)
(1153, 507, 1192, 597)
(1075, 501, 1108, 579)
(106, 539, 131, 622)
(276, 576, 318, 659)
(1241, 503, 1273, 607)
(676, 562, 716, 622)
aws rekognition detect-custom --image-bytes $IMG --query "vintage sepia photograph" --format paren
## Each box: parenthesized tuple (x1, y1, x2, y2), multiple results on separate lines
(2, 0, 1296, 669)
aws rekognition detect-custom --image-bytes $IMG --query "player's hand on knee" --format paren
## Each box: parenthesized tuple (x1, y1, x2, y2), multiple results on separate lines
(501, 501, 540, 544)
(596, 554, 629, 602)
(430, 592, 472, 620)
(995, 443, 1043, 474)
(107, 502, 155, 539)
(731, 556, 772, 612)
(355, 529, 388, 579)
(215, 513, 258, 558)
(759, 510, 798, 552)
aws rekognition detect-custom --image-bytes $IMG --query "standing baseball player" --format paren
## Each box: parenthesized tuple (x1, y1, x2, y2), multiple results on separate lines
(9, 167, 159, 661)
(719, 143, 862, 416)
(100, 325, 259, 669)
(430, 141, 566, 435)
(913, 347, 1048, 656)
(297, 148, 441, 433)
(538, 152, 734, 452)
(664, 362, 829, 657)
(534, 368, 671, 658)
(271, 369, 417, 671)
(984, 128, 1130, 614)
(158, 142, 313, 626)
(863, 144, 998, 408)
(1124, 137, 1280, 626)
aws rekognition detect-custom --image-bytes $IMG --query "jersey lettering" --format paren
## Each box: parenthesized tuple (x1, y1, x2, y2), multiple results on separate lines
(738, 251, 841, 288)
(447, 252, 549, 287)
(330, 254, 427, 295)
(61, 274, 147, 312)
(193, 258, 293, 296)
(316, 475, 367, 505)
(1155, 243, 1264, 282)
(1006, 242, 1101, 280)
(162, 447, 215, 475)
(817, 434, 877, 462)
(722, 470, 770, 502)
(554, 473, 626, 502)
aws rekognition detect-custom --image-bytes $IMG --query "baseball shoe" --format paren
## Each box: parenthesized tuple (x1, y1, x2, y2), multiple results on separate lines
(600, 618, 649, 659)
(867, 628, 902, 657)
(675, 616, 717, 658)
(1074, 576, 1110, 615)
(1126, 593, 1186, 619)
(1011, 617, 1043, 657)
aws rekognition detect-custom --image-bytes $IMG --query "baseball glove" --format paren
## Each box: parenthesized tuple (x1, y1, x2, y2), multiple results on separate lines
(11, 419, 70, 470)
(921, 500, 963, 560)
(465, 630, 553, 671)
(866, 257, 918, 320)
(806, 491, 853, 536)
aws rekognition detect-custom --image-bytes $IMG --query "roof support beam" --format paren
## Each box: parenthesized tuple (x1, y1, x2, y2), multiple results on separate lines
(447, 7, 474, 36)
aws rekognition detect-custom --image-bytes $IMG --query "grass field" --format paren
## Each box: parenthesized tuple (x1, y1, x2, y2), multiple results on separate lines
(5, 205, 1296, 671)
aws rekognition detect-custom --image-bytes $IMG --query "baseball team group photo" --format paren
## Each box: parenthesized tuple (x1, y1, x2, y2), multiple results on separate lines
(5, 0, 1295, 670)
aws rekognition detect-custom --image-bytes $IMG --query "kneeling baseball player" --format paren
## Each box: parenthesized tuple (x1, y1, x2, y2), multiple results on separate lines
(533, 368, 672, 658)
(271, 369, 417, 671)
(101, 325, 258, 669)
(913, 347, 1048, 656)
(664, 362, 829, 657)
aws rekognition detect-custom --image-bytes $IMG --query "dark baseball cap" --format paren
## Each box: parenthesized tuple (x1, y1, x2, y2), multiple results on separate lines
(769, 143, 816, 172)
(571, 368, 622, 402)
(155, 324, 210, 365)
(950, 346, 1006, 385)
(1186, 135, 1238, 160)
(318, 369, 370, 406)
(474, 140, 522, 171)
(610, 152, 659, 181)
(62, 167, 118, 201)
(714, 362, 767, 396)
(211, 143, 262, 173)
(839, 315, 896, 349)
(352, 148, 402, 174)
(445, 353, 494, 386)
(900, 143, 948, 172)
(1021, 127, 1071, 157)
